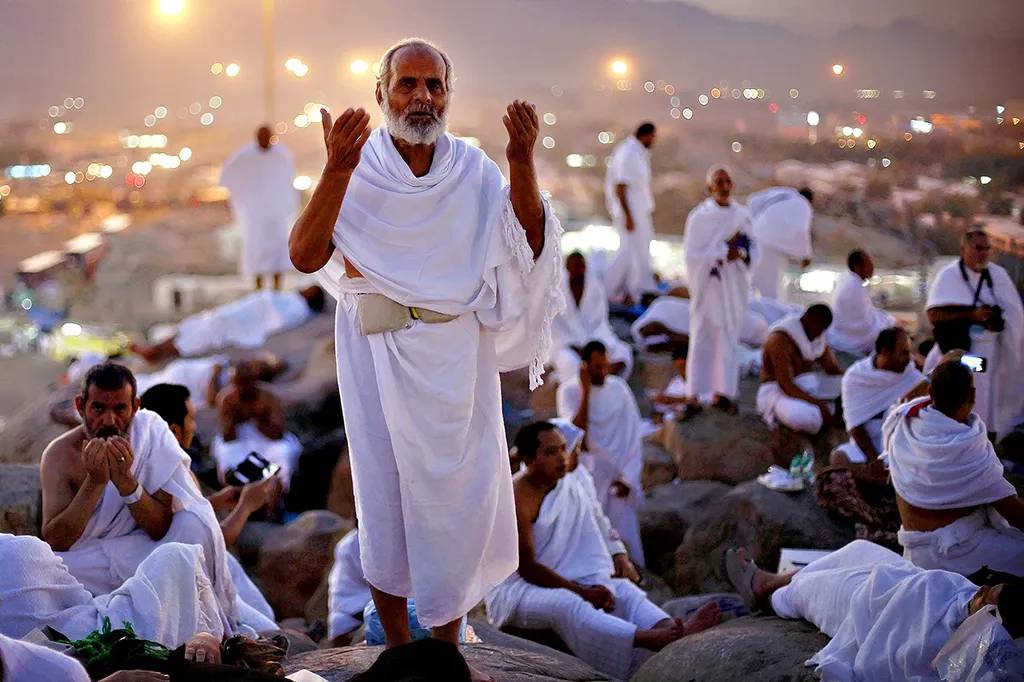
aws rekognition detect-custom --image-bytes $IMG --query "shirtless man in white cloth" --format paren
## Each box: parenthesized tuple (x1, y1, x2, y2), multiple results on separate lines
(288, 39, 562, 677)
(882, 359, 1024, 577)
(828, 249, 895, 357)
(487, 422, 719, 680)
(604, 122, 657, 303)
(747, 186, 813, 301)
(683, 165, 756, 414)
(726, 539, 1023, 681)
(924, 230, 1024, 437)
(221, 125, 300, 291)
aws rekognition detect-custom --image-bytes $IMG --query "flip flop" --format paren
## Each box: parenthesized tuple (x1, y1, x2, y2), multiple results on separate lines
(726, 548, 759, 613)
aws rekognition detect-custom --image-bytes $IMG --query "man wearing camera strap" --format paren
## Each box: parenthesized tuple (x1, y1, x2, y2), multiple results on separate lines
(925, 230, 1024, 437)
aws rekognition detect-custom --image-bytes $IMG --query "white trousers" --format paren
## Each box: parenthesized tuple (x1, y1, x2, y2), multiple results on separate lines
(898, 508, 1024, 577)
(757, 373, 842, 434)
(504, 578, 668, 680)
(606, 212, 655, 302)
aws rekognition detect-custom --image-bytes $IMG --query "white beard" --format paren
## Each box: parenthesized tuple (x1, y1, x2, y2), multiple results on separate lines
(383, 103, 449, 146)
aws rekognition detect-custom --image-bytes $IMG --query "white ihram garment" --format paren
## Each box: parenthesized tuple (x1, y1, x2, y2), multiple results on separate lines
(316, 127, 563, 627)
(327, 529, 372, 640)
(605, 136, 656, 301)
(926, 260, 1024, 434)
(881, 398, 1024, 576)
(0, 632, 89, 682)
(835, 356, 924, 462)
(56, 410, 249, 631)
(629, 295, 770, 349)
(557, 375, 645, 567)
(747, 188, 812, 300)
(211, 422, 302, 491)
(0, 534, 227, 646)
(756, 315, 841, 434)
(220, 142, 299, 276)
(828, 271, 895, 357)
(485, 471, 667, 680)
(136, 355, 229, 406)
(770, 539, 979, 682)
(683, 198, 755, 400)
(551, 273, 632, 383)
(173, 290, 312, 357)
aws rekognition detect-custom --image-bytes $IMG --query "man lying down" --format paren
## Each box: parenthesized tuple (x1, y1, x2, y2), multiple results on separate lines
(727, 540, 1023, 681)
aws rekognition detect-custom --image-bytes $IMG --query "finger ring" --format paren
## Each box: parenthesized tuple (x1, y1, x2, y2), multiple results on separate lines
(118, 457, 125, 462)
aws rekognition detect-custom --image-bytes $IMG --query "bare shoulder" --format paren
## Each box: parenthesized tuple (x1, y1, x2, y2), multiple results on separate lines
(40, 426, 84, 473)
(513, 477, 543, 519)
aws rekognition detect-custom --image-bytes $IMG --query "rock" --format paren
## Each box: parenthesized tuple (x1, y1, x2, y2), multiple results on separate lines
(636, 351, 675, 398)
(638, 570, 675, 608)
(668, 481, 854, 595)
(256, 510, 351, 619)
(641, 440, 675, 491)
(0, 395, 69, 465)
(325, 446, 355, 521)
(661, 593, 748, 623)
(631, 616, 829, 682)
(286, 428, 345, 514)
(639, 480, 731, 577)
(284, 622, 611, 682)
(661, 410, 777, 485)
(0, 464, 42, 535)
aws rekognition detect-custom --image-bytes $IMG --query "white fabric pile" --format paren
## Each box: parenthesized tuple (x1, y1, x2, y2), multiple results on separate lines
(174, 290, 312, 357)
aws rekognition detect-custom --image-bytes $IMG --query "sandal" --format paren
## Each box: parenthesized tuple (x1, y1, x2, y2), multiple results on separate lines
(726, 548, 759, 613)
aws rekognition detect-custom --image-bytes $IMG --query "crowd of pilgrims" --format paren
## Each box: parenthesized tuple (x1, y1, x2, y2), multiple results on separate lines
(3, 44, 1024, 680)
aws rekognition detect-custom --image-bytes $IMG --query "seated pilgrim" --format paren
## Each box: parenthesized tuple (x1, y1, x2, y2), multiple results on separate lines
(726, 540, 1023, 681)
(827, 250, 896, 357)
(629, 290, 772, 351)
(140, 382, 280, 627)
(485, 421, 720, 680)
(211, 362, 302, 492)
(39, 363, 269, 634)
(549, 251, 633, 383)
(130, 285, 325, 364)
(756, 304, 843, 435)
(882, 359, 1024, 577)
(557, 341, 646, 566)
(137, 352, 285, 409)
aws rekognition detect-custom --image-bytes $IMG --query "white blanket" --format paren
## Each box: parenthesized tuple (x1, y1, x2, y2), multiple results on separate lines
(841, 356, 924, 430)
(0, 633, 89, 682)
(828, 271, 896, 356)
(327, 529, 371, 640)
(683, 198, 755, 398)
(174, 291, 312, 357)
(58, 409, 241, 626)
(485, 469, 614, 628)
(769, 313, 827, 362)
(1, 534, 227, 646)
(882, 398, 1015, 509)
(136, 355, 228, 404)
(220, 142, 299, 276)
(926, 259, 1024, 433)
(323, 126, 562, 628)
(212, 422, 302, 491)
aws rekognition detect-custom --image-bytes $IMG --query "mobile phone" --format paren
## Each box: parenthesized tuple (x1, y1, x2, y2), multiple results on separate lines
(263, 463, 281, 480)
(960, 354, 986, 373)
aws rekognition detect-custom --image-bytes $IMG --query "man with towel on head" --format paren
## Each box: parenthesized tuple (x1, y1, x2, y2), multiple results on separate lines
(287, 38, 562, 677)
(486, 421, 719, 680)
(748, 186, 814, 301)
(221, 125, 300, 291)
(882, 359, 1024, 576)
(924, 229, 1024, 437)
(557, 341, 646, 566)
(757, 304, 843, 434)
(605, 122, 657, 303)
(550, 251, 633, 383)
(828, 250, 895, 357)
(39, 363, 273, 635)
(682, 164, 756, 414)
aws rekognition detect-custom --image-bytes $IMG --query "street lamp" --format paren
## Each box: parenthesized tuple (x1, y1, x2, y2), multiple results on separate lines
(158, 0, 185, 17)
(831, 63, 845, 76)
(609, 59, 629, 76)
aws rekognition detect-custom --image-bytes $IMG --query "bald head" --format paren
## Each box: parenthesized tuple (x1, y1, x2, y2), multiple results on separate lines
(255, 125, 273, 150)
(706, 164, 733, 204)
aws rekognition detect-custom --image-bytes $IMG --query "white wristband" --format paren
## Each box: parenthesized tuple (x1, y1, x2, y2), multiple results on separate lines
(121, 483, 143, 505)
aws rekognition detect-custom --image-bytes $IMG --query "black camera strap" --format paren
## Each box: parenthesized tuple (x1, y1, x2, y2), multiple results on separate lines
(958, 259, 994, 308)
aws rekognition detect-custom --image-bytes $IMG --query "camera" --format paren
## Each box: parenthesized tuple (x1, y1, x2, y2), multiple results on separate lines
(986, 305, 1005, 333)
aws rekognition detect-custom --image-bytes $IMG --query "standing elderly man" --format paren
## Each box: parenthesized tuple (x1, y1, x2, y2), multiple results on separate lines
(748, 186, 814, 301)
(925, 230, 1024, 437)
(682, 165, 756, 414)
(288, 38, 561, 678)
(221, 125, 300, 291)
(605, 122, 657, 303)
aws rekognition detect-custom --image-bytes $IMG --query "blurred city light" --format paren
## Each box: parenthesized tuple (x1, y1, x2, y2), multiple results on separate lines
(542, 136, 556, 149)
(211, 62, 224, 75)
(831, 63, 844, 76)
(731, 141, 742, 153)
(806, 111, 819, 126)
(158, 0, 185, 17)
(609, 59, 629, 76)
(225, 63, 240, 77)
(350, 59, 370, 75)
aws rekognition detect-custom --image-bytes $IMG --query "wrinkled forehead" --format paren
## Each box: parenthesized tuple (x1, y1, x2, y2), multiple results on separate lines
(390, 45, 447, 83)
(85, 383, 134, 404)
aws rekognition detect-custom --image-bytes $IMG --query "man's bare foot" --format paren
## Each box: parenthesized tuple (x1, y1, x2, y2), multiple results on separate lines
(634, 620, 688, 650)
(681, 601, 721, 636)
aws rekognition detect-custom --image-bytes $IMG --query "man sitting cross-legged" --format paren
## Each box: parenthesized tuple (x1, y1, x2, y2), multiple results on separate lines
(882, 358, 1024, 577)
(39, 363, 254, 633)
(486, 421, 719, 680)
(726, 540, 1023, 681)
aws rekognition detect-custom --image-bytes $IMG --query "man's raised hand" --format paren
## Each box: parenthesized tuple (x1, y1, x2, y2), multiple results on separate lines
(503, 100, 539, 165)
(83, 438, 110, 486)
(321, 107, 371, 175)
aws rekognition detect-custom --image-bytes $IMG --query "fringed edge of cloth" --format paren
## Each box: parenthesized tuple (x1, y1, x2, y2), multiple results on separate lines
(501, 191, 565, 391)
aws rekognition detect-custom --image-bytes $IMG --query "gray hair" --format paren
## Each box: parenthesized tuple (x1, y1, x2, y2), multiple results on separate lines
(377, 38, 454, 94)
(706, 164, 732, 186)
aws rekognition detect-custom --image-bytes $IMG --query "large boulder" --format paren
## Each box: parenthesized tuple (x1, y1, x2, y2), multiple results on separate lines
(640, 480, 731, 577)
(0, 395, 69, 465)
(668, 481, 854, 595)
(0, 464, 42, 535)
(256, 510, 351, 619)
(284, 621, 610, 681)
(641, 440, 676, 491)
(631, 616, 829, 682)
(660, 410, 778, 485)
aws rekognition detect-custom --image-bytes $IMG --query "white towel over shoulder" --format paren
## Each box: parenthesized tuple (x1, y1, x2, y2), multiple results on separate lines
(841, 356, 924, 429)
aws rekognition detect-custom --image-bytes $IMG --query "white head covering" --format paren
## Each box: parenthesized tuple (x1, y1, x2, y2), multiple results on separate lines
(550, 417, 584, 454)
